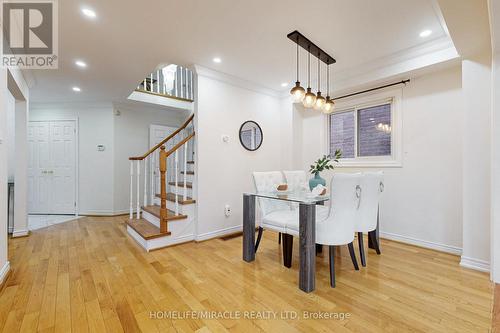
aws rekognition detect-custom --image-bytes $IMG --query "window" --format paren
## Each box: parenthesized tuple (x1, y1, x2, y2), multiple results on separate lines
(327, 91, 401, 167)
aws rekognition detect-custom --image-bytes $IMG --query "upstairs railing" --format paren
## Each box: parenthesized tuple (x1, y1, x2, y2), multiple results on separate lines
(136, 64, 195, 102)
(129, 114, 195, 234)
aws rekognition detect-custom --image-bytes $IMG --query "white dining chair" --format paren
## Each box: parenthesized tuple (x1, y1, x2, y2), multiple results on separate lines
(287, 173, 362, 287)
(356, 171, 384, 266)
(252, 171, 297, 265)
(283, 170, 308, 192)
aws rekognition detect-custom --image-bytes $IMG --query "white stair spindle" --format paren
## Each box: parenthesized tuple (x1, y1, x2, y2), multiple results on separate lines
(175, 150, 179, 215)
(143, 78, 146, 91)
(143, 157, 148, 207)
(162, 68, 166, 95)
(183, 142, 187, 201)
(150, 152, 155, 204)
(157, 70, 160, 94)
(150, 73, 153, 93)
(129, 161, 133, 219)
(136, 160, 140, 219)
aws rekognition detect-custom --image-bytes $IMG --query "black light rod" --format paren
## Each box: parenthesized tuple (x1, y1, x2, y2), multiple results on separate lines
(332, 79, 410, 101)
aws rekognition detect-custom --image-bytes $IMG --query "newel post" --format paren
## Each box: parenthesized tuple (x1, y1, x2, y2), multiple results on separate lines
(159, 146, 168, 233)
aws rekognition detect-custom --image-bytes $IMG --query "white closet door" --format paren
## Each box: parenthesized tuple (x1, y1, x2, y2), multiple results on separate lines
(28, 122, 51, 213)
(28, 121, 76, 215)
(50, 121, 76, 214)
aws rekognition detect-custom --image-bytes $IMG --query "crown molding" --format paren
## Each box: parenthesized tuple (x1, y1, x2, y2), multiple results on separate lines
(30, 101, 113, 110)
(333, 36, 459, 93)
(193, 64, 282, 98)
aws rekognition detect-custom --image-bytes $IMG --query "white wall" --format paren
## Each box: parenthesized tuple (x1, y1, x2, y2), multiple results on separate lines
(195, 73, 284, 240)
(489, 0, 500, 282)
(30, 104, 115, 215)
(461, 54, 492, 272)
(6, 92, 15, 182)
(492, 50, 500, 281)
(112, 104, 188, 213)
(291, 65, 464, 253)
(0, 69, 10, 283)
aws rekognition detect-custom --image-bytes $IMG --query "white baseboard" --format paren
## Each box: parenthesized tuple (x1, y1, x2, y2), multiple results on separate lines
(12, 229, 29, 238)
(0, 261, 10, 286)
(460, 256, 490, 272)
(379, 231, 462, 255)
(79, 210, 129, 216)
(195, 225, 242, 242)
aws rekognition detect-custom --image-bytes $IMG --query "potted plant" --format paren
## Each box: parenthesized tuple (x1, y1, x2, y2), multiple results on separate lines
(309, 150, 342, 190)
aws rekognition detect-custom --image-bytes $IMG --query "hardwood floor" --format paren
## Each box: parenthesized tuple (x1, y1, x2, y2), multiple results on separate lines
(493, 284, 500, 332)
(0, 216, 494, 332)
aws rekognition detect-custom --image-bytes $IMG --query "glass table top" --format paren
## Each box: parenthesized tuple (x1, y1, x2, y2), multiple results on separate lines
(245, 190, 329, 204)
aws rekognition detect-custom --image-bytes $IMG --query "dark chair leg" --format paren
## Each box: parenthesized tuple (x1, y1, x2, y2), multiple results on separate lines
(278, 232, 281, 244)
(254, 227, 264, 253)
(282, 234, 293, 268)
(329, 246, 336, 288)
(348, 242, 359, 270)
(368, 231, 381, 255)
(316, 244, 323, 255)
(358, 232, 366, 267)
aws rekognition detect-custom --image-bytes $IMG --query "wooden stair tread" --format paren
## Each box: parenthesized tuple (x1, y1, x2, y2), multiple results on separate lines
(155, 193, 196, 204)
(126, 218, 171, 239)
(168, 181, 193, 188)
(187, 161, 195, 164)
(142, 205, 188, 221)
(180, 171, 194, 175)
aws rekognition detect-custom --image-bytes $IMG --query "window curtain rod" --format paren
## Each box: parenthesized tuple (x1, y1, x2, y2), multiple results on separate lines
(332, 79, 410, 101)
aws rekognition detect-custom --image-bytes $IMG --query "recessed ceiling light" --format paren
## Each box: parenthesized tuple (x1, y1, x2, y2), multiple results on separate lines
(75, 60, 87, 68)
(419, 30, 432, 38)
(81, 8, 96, 18)
(72, 87, 81, 92)
(213, 57, 221, 63)
(281, 82, 289, 87)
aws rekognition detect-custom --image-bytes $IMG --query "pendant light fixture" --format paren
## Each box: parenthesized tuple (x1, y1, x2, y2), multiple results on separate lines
(314, 54, 326, 110)
(290, 40, 305, 103)
(302, 47, 317, 109)
(287, 30, 337, 111)
(322, 61, 335, 114)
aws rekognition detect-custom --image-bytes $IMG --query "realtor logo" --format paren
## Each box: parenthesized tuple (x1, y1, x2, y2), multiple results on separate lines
(1, 0, 58, 68)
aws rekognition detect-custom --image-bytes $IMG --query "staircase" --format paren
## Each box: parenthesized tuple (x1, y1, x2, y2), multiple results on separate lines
(126, 114, 196, 251)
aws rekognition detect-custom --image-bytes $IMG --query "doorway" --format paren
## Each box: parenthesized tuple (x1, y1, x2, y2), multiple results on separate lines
(28, 120, 77, 215)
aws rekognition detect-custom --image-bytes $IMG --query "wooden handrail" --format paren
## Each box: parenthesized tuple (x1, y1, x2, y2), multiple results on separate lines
(129, 113, 194, 161)
(164, 132, 195, 158)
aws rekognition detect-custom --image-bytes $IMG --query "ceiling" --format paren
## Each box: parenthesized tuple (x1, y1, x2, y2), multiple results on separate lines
(28, 0, 449, 103)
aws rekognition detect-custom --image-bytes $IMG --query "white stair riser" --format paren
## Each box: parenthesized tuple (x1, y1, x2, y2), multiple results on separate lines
(168, 185, 193, 197)
(179, 174, 194, 182)
(153, 197, 195, 211)
(142, 210, 160, 228)
(142, 207, 194, 226)
(166, 200, 195, 213)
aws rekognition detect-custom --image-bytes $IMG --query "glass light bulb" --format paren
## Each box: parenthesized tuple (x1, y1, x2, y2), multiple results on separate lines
(290, 82, 306, 103)
(302, 88, 317, 109)
(314, 93, 326, 110)
(322, 98, 335, 114)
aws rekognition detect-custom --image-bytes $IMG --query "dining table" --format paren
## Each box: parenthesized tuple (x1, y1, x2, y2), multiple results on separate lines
(242, 190, 380, 293)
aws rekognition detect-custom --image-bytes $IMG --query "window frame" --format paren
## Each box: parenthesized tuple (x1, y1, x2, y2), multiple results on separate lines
(326, 88, 402, 168)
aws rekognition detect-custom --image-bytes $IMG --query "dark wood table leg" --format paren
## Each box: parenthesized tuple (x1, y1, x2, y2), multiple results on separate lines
(243, 194, 256, 262)
(299, 203, 316, 293)
(368, 205, 380, 251)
